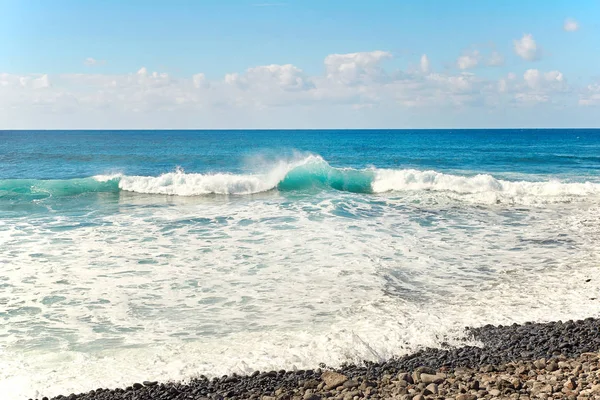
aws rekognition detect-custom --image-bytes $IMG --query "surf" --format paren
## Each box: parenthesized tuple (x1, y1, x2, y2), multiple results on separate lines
(1, 155, 600, 204)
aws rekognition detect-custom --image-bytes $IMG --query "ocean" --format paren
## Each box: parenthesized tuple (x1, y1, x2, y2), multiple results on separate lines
(1, 129, 600, 399)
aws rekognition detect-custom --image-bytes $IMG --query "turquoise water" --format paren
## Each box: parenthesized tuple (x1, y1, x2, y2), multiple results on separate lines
(1, 130, 600, 399)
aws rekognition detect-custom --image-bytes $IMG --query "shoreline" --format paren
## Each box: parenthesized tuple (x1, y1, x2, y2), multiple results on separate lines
(39, 317, 600, 400)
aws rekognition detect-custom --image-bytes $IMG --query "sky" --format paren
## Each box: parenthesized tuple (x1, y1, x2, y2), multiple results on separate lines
(1, 0, 599, 129)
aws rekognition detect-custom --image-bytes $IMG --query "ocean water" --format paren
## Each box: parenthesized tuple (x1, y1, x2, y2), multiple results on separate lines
(1, 129, 600, 399)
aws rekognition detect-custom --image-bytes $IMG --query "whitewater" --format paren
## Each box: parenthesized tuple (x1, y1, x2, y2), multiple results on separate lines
(1, 129, 600, 400)
(4, 155, 600, 204)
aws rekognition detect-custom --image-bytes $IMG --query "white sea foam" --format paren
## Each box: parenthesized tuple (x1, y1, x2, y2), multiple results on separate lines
(88, 159, 600, 205)
(105, 156, 327, 195)
(372, 169, 600, 204)
(1, 193, 599, 399)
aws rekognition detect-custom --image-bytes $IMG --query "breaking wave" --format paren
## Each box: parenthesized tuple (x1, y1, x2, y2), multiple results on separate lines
(2, 155, 600, 204)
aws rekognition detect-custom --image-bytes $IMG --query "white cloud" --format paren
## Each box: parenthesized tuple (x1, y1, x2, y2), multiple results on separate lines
(579, 83, 600, 106)
(514, 93, 549, 103)
(511, 69, 567, 104)
(0, 50, 594, 128)
(84, 57, 106, 67)
(457, 51, 480, 70)
(564, 18, 579, 32)
(16, 74, 51, 89)
(498, 79, 507, 93)
(497, 72, 516, 93)
(523, 69, 542, 89)
(247, 64, 313, 91)
(488, 51, 504, 66)
(420, 54, 430, 74)
(523, 69, 564, 89)
(224, 73, 240, 86)
(513, 34, 542, 61)
(457, 49, 503, 69)
(192, 73, 208, 89)
(324, 51, 392, 84)
(223, 64, 313, 95)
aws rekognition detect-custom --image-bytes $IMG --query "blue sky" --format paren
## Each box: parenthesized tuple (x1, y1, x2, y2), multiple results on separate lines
(1, 0, 599, 128)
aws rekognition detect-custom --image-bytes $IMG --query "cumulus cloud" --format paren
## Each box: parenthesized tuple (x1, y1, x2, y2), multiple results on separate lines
(420, 54, 430, 74)
(324, 51, 392, 84)
(0, 50, 590, 128)
(564, 18, 579, 32)
(579, 83, 600, 106)
(488, 51, 504, 66)
(84, 57, 106, 66)
(523, 69, 564, 90)
(16, 74, 51, 89)
(192, 73, 208, 89)
(457, 49, 503, 69)
(244, 64, 312, 91)
(457, 51, 480, 70)
(511, 69, 567, 104)
(514, 34, 542, 61)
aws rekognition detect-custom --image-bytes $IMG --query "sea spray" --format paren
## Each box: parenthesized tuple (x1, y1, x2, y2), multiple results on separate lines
(1, 154, 600, 204)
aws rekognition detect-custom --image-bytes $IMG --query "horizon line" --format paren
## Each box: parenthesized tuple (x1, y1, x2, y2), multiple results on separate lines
(2, 127, 600, 132)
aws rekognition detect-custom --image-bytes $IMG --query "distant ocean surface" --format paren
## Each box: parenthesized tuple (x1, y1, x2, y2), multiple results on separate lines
(2, 129, 600, 399)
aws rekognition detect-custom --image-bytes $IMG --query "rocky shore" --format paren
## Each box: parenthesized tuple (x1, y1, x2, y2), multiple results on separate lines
(39, 317, 600, 400)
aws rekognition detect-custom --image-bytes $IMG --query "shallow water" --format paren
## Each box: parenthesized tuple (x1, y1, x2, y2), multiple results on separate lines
(1, 129, 600, 399)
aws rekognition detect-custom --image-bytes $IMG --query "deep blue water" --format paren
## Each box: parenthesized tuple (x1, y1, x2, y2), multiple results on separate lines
(2, 129, 600, 180)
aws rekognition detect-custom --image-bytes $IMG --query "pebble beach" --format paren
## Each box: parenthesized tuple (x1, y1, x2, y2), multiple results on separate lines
(38, 317, 600, 400)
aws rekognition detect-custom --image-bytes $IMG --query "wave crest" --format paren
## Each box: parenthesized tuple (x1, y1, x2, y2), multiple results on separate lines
(2, 154, 600, 204)
(372, 169, 600, 203)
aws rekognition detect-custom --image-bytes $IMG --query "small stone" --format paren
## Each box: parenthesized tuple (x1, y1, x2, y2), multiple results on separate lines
(489, 389, 501, 396)
(304, 395, 320, 400)
(565, 378, 577, 390)
(412, 366, 436, 383)
(342, 380, 358, 389)
(397, 372, 413, 384)
(143, 380, 158, 387)
(456, 394, 477, 400)
(425, 383, 439, 395)
(132, 383, 143, 390)
(468, 380, 479, 390)
(481, 365, 496, 373)
(303, 379, 319, 389)
(420, 373, 445, 384)
(546, 362, 559, 372)
(321, 371, 348, 390)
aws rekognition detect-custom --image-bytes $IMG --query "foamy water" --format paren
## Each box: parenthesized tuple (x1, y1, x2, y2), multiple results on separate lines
(2, 130, 600, 399)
